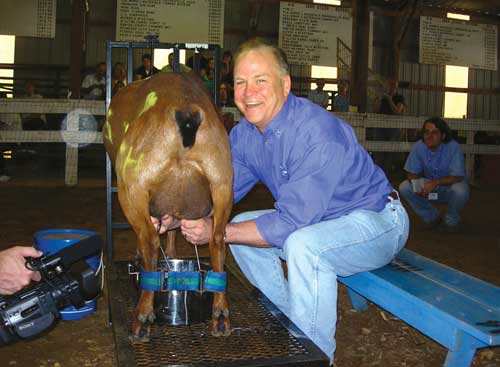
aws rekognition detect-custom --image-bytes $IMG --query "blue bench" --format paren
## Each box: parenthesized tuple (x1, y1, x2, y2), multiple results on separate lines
(338, 249, 500, 367)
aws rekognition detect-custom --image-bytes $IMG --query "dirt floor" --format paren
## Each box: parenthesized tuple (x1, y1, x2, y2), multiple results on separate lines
(0, 145, 499, 367)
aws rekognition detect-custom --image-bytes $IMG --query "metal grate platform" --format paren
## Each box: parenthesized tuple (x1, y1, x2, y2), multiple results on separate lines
(108, 261, 329, 367)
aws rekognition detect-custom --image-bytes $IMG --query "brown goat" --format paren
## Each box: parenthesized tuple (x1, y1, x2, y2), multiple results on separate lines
(103, 72, 233, 341)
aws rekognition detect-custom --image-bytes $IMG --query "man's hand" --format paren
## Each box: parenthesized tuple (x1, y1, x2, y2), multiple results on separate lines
(180, 217, 213, 245)
(150, 214, 180, 235)
(419, 179, 439, 197)
(0, 246, 42, 295)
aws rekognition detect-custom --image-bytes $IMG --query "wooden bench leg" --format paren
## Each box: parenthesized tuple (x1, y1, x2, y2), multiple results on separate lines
(345, 287, 368, 311)
(444, 331, 482, 367)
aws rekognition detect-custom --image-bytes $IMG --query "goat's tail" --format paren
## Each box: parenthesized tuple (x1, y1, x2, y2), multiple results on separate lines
(175, 108, 202, 148)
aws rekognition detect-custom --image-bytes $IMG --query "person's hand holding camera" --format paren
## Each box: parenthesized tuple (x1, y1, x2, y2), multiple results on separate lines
(0, 246, 42, 295)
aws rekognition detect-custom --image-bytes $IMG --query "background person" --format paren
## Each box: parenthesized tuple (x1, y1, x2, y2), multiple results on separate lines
(80, 62, 106, 100)
(219, 81, 234, 107)
(375, 78, 405, 115)
(307, 78, 330, 109)
(220, 50, 234, 86)
(134, 54, 159, 80)
(372, 78, 406, 174)
(111, 62, 127, 97)
(20, 80, 45, 130)
(333, 81, 349, 112)
(187, 50, 208, 73)
(161, 53, 191, 73)
(399, 117, 469, 233)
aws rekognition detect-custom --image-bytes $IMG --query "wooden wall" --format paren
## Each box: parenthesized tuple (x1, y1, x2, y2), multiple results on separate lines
(8, 0, 500, 119)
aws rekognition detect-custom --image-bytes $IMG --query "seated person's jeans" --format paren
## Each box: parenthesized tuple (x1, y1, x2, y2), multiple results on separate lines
(399, 179, 469, 226)
(229, 197, 409, 364)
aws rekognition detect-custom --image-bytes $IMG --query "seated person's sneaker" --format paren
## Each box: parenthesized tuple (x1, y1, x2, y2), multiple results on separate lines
(0, 174, 11, 182)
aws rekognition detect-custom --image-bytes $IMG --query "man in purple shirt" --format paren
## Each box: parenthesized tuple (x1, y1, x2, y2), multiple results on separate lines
(399, 117, 469, 232)
(154, 38, 409, 364)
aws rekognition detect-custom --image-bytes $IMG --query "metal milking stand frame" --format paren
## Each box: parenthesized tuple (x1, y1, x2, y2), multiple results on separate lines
(104, 39, 220, 325)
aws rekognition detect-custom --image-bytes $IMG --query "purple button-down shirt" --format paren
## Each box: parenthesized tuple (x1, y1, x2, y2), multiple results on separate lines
(229, 93, 393, 248)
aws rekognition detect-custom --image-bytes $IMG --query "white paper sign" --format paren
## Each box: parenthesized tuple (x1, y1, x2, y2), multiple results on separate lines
(279, 1, 352, 67)
(0, 0, 56, 38)
(419, 16, 497, 71)
(116, 0, 224, 46)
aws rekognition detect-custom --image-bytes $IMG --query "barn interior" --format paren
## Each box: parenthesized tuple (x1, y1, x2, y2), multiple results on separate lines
(0, 1, 499, 367)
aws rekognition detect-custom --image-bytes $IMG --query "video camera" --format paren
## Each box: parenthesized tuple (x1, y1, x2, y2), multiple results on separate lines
(0, 234, 102, 346)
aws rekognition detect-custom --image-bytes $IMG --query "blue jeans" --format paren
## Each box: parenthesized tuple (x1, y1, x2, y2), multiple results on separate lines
(229, 196, 409, 363)
(398, 179, 469, 226)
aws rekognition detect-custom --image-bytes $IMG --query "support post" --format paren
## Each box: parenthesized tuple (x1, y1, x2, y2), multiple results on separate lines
(70, 0, 86, 99)
(444, 330, 481, 367)
(350, 0, 370, 113)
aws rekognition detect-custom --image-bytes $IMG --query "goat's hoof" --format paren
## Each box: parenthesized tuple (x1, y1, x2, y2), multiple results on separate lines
(211, 328, 231, 337)
(131, 312, 154, 343)
(129, 328, 150, 343)
(211, 309, 231, 337)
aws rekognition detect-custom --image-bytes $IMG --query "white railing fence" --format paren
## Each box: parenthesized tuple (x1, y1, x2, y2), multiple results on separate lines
(223, 107, 500, 182)
(0, 99, 105, 186)
(1, 101, 499, 186)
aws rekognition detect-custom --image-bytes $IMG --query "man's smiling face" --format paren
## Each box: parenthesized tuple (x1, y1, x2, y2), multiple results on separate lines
(233, 48, 290, 132)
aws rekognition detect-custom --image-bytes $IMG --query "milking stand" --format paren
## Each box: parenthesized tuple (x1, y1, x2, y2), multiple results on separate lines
(104, 40, 329, 367)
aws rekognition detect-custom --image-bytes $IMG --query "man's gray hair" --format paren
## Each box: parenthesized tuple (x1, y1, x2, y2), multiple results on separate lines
(234, 38, 289, 77)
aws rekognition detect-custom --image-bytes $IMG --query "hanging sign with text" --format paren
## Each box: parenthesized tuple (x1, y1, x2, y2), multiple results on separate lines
(419, 16, 497, 71)
(116, 0, 224, 46)
(0, 0, 56, 38)
(278, 1, 352, 67)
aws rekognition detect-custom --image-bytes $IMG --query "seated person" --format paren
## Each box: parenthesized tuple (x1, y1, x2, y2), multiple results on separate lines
(219, 81, 234, 107)
(399, 117, 469, 233)
(20, 80, 46, 130)
(307, 79, 329, 109)
(372, 78, 406, 173)
(220, 50, 234, 85)
(187, 51, 208, 73)
(134, 54, 159, 80)
(203, 57, 216, 94)
(333, 81, 349, 112)
(81, 62, 106, 100)
(161, 53, 191, 73)
(111, 62, 127, 97)
(375, 78, 405, 115)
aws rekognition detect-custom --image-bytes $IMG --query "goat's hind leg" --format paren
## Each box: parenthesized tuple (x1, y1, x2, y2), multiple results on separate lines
(118, 188, 160, 343)
(208, 189, 233, 337)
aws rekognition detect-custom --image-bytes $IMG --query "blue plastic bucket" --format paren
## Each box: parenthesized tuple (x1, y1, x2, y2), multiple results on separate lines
(33, 229, 101, 320)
